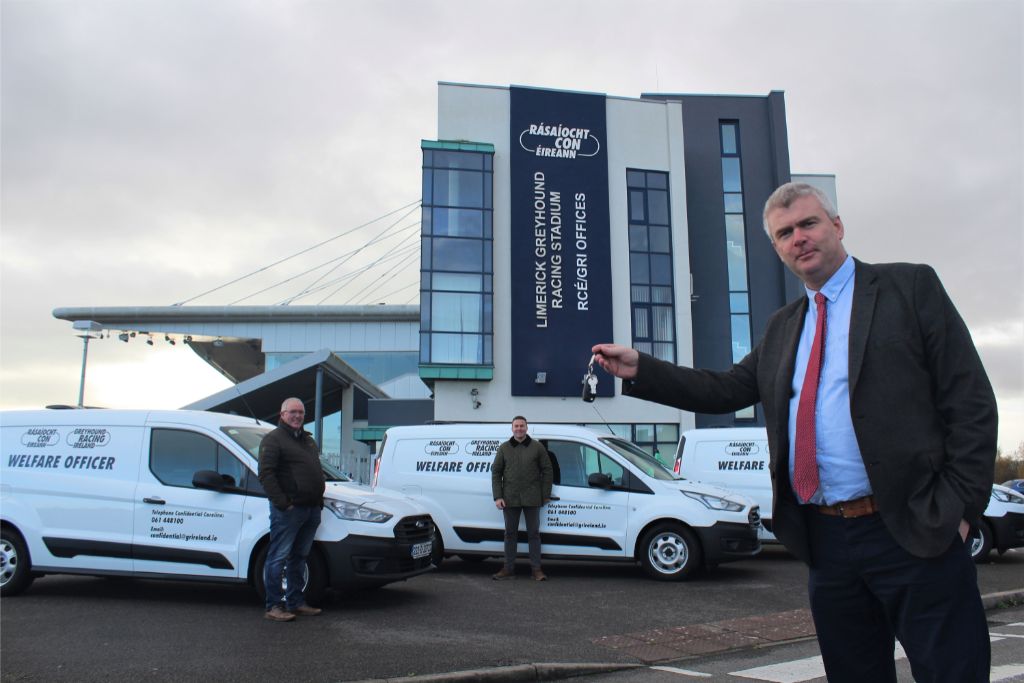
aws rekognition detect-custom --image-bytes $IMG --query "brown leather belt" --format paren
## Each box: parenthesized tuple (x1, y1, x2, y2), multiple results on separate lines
(816, 495, 879, 518)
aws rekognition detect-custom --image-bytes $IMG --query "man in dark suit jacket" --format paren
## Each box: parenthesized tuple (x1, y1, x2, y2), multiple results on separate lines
(593, 182, 997, 682)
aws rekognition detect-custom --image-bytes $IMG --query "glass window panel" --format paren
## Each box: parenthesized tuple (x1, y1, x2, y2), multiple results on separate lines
(483, 155, 492, 171)
(629, 190, 645, 221)
(432, 293, 482, 332)
(724, 193, 744, 214)
(728, 244, 749, 291)
(630, 253, 650, 284)
(421, 206, 432, 234)
(433, 237, 482, 272)
(483, 296, 493, 333)
(421, 238, 431, 269)
(483, 212, 492, 239)
(648, 190, 669, 224)
(421, 170, 432, 205)
(652, 306, 674, 341)
(420, 294, 430, 328)
(634, 424, 655, 443)
(484, 274, 493, 293)
(634, 341, 652, 355)
(633, 307, 650, 338)
(432, 208, 483, 237)
(431, 333, 482, 364)
(629, 224, 648, 251)
(483, 245, 492, 273)
(419, 333, 429, 362)
(656, 424, 679, 442)
(484, 335, 492, 365)
(650, 254, 672, 285)
(647, 173, 667, 190)
(721, 124, 738, 154)
(626, 170, 645, 187)
(422, 150, 433, 167)
(433, 151, 483, 170)
(420, 272, 430, 290)
(730, 292, 749, 313)
(651, 286, 673, 304)
(736, 406, 756, 420)
(731, 314, 752, 362)
(649, 225, 671, 253)
(433, 272, 481, 291)
(725, 214, 748, 291)
(654, 342, 675, 363)
(483, 175, 492, 209)
(433, 169, 484, 208)
(631, 285, 650, 303)
(721, 157, 742, 192)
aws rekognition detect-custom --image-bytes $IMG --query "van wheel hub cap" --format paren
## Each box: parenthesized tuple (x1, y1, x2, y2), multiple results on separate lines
(649, 532, 688, 574)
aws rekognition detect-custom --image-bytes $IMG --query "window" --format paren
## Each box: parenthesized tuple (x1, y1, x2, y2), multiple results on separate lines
(719, 122, 755, 421)
(150, 429, 247, 490)
(420, 143, 494, 366)
(626, 170, 676, 362)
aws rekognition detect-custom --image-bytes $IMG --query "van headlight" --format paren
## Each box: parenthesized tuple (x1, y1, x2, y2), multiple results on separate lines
(993, 488, 1024, 505)
(325, 499, 393, 523)
(682, 490, 745, 512)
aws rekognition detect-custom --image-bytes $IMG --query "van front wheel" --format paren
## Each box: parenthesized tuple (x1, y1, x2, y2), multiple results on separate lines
(254, 545, 328, 607)
(1, 528, 34, 596)
(639, 524, 701, 581)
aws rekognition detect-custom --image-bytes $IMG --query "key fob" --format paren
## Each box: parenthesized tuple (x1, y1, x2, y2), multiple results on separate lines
(581, 355, 598, 402)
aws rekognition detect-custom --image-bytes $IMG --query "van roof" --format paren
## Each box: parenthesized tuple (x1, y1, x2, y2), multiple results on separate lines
(0, 408, 272, 430)
(384, 423, 618, 440)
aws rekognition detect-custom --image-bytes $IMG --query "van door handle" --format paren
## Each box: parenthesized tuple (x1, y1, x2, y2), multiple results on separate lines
(549, 496, 560, 501)
(143, 497, 166, 505)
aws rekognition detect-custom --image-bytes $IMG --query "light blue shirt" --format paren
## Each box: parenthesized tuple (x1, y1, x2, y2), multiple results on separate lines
(787, 256, 872, 505)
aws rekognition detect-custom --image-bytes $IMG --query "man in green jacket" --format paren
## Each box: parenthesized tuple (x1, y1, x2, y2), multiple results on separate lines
(491, 416, 553, 581)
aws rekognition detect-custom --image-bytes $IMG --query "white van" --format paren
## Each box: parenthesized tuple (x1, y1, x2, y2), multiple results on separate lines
(673, 427, 1024, 561)
(0, 409, 435, 600)
(372, 423, 761, 580)
(671, 428, 776, 542)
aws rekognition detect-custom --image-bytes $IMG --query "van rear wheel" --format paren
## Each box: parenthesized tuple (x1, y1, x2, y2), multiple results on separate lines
(254, 544, 328, 607)
(1, 528, 34, 596)
(639, 523, 701, 581)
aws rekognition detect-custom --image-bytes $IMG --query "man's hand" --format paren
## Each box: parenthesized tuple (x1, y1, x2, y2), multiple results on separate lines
(959, 519, 970, 542)
(591, 344, 639, 380)
(495, 498, 506, 510)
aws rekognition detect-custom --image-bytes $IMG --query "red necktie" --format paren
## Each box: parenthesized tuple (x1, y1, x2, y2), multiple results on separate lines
(794, 292, 827, 503)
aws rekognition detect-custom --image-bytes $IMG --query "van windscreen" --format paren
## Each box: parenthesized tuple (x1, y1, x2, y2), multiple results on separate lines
(221, 426, 273, 460)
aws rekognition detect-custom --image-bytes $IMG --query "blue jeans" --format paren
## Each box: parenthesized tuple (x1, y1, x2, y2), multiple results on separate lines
(264, 504, 321, 611)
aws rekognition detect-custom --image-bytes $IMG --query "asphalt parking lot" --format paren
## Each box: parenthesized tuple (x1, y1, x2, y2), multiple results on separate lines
(2, 546, 1022, 682)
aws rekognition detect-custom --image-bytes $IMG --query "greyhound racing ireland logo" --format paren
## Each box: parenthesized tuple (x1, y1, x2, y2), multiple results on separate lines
(519, 123, 600, 159)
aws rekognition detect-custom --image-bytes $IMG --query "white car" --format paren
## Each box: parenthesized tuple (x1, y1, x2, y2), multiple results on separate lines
(969, 483, 1024, 562)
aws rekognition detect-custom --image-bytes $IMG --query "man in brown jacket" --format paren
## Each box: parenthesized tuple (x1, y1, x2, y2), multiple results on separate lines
(491, 416, 553, 581)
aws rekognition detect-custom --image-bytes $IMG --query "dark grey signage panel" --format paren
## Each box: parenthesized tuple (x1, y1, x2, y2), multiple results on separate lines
(509, 87, 613, 397)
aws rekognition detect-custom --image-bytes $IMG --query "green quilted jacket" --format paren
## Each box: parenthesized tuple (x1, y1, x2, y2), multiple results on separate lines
(491, 435, 553, 507)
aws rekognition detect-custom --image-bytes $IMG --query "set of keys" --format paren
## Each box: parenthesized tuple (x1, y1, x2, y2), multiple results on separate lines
(581, 354, 599, 402)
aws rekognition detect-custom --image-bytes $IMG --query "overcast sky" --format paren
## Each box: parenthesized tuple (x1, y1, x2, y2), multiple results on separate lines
(1, 0, 1021, 453)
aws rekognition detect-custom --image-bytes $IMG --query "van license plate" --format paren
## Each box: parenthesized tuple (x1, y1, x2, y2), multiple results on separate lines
(411, 541, 432, 559)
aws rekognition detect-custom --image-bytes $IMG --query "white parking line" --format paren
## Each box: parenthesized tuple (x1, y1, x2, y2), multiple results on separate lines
(991, 664, 1024, 682)
(649, 665, 713, 677)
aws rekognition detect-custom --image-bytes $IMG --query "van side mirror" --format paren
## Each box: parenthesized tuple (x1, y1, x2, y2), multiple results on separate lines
(193, 469, 232, 491)
(588, 472, 612, 489)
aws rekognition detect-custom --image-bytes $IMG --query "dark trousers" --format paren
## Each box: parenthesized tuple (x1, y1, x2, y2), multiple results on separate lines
(807, 511, 989, 682)
(501, 506, 542, 570)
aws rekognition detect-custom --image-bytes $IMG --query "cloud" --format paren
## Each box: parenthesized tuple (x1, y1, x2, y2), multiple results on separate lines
(2, 0, 1020, 450)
